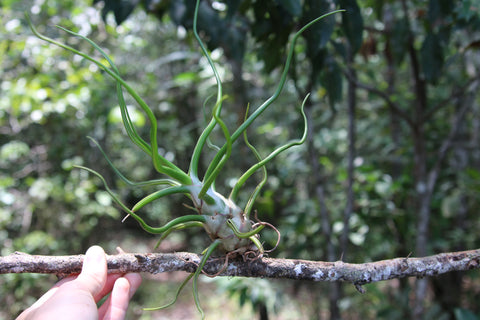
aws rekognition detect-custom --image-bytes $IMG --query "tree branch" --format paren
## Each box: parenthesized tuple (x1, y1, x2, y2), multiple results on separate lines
(423, 76, 480, 122)
(342, 68, 415, 128)
(427, 97, 472, 193)
(2, 249, 479, 291)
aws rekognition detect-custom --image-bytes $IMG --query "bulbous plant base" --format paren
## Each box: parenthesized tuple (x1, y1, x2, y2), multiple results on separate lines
(26, 0, 342, 317)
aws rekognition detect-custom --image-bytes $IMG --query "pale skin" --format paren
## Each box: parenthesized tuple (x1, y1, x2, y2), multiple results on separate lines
(25, 6, 341, 317)
(17, 246, 142, 320)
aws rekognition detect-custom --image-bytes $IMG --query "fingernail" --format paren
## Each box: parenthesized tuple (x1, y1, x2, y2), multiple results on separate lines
(85, 245, 105, 265)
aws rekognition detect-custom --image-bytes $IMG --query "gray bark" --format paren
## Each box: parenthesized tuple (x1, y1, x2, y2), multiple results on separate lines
(1, 249, 479, 287)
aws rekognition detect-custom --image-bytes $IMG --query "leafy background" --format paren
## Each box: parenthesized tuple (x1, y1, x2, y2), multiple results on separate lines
(1, 0, 480, 319)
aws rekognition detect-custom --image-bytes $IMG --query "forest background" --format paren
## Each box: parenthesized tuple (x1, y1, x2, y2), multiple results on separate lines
(1, 0, 480, 319)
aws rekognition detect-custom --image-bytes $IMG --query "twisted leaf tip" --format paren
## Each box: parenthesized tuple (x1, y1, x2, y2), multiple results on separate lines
(27, 2, 343, 317)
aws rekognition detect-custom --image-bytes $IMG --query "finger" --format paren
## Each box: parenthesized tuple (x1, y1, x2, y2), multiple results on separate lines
(15, 274, 79, 318)
(99, 277, 130, 320)
(75, 245, 107, 297)
(54, 275, 78, 287)
(124, 273, 142, 297)
(33, 275, 78, 303)
(98, 273, 142, 320)
(94, 274, 122, 303)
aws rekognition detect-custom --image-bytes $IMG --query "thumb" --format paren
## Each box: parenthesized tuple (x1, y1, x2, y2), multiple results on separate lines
(75, 245, 107, 296)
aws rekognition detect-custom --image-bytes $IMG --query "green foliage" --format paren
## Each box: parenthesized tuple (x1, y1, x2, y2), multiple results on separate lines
(25, 1, 342, 318)
(94, 0, 136, 25)
(454, 308, 480, 320)
(2, 0, 480, 319)
(338, 0, 364, 53)
(215, 277, 283, 315)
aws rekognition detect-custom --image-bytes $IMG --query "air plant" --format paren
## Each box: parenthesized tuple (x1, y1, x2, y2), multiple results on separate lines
(27, 2, 342, 318)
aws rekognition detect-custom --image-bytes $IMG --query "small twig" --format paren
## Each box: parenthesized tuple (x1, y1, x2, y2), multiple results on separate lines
(1, 249, 479, 288)
(342, 68, 415, 128)
(423, 76, 480, 122)
(426, 98, 472, 193)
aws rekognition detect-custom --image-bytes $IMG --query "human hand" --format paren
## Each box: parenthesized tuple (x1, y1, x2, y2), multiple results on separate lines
(17, 246, 142, 320)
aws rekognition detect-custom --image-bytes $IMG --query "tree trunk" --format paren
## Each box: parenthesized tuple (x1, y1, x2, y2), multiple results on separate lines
(305, 103, 340, 320)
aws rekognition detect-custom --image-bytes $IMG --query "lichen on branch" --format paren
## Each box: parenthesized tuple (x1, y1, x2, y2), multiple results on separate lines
(2, 249, 479, 292)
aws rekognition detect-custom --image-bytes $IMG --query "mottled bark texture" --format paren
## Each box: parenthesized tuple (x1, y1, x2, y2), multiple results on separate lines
(1, 249, 479, 290)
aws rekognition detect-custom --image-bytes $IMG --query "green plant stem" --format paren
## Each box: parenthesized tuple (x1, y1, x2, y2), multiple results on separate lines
(189, 0, 224, 180)
(74, 165, 206, 234)
(87, 137, 178, 188)
(248, 235, 265, 254)
(242, 131, 267, 218)
(230, 94, 309, 201)
(226, 219, 265, 238)
(231, 103, 267, 217)
(69, 28, 151, 156)
(193, 239, 221, 319)
(26, 14, 191, 185)
(128, 213, 207, 235)
(154, 221, 205, 249)
(198, 96, 232, 198)
(144, 273, 195, 311)
(131, 186, 191, 212)
(203, 10, 343, 183)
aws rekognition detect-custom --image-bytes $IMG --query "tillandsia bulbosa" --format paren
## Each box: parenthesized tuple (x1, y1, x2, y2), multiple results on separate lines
(27, 1, 342, 318)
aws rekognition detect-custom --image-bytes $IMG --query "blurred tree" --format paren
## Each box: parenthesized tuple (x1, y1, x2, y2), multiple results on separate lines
(1, 0, 480, 319)
(0, 0, 206, 316)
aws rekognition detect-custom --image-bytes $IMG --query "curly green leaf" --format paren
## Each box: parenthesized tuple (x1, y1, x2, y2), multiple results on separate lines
(193, 239, 221, 319)
(203, 10, 343, 180)
(230, 94, 309, 202)
(199, 95, 232, 198)
(154, 221, 205, 249)
(144, 273, 195, 311)
(75, 165, 205, 234)
(26, 14, 191, 185)
(226, 219, 265, 239)
(86, 137, 178, 188)
(188, 0, 225, 179)
(131, 186, 191, 212)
